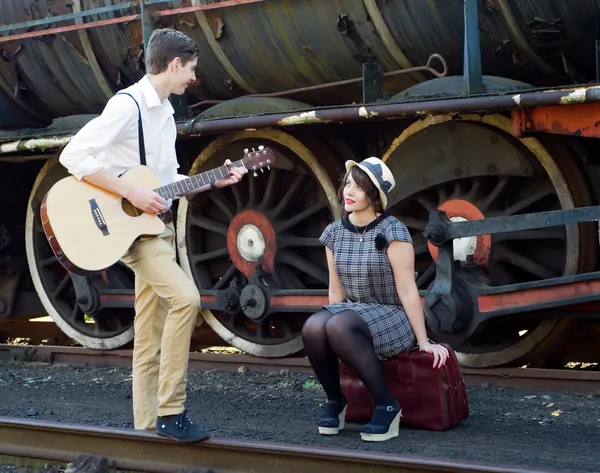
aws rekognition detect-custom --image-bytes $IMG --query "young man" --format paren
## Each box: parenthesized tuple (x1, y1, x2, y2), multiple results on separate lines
(59, 28, 247, 442)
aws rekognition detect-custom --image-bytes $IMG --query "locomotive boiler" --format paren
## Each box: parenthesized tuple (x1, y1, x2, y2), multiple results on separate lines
(2, 0, 600, 369)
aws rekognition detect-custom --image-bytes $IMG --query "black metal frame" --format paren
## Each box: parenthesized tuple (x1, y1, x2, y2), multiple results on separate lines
(423, 206, 600, 344)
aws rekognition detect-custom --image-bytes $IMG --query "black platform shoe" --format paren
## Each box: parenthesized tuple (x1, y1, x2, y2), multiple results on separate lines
(360, 400, 402, 442)
(318, 397, 347, 435)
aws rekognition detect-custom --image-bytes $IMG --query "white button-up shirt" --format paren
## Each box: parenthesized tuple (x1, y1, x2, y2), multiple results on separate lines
(59, 75, 185, 191)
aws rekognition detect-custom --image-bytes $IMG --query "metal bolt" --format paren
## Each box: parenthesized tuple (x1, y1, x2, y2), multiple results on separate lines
(455, 168, 463, 177)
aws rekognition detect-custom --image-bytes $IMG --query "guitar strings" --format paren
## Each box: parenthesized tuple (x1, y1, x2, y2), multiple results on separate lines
(90, 157, 267, 212)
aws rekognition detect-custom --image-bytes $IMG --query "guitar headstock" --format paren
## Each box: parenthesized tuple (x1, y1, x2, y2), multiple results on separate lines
(243, 146, 276, 177)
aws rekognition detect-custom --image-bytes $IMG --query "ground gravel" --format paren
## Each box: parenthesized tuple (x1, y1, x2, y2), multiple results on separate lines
(0, 360, 598, 472)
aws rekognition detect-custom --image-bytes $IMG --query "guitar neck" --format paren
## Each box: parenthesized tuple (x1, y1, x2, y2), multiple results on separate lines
(154, 159, 245, 200)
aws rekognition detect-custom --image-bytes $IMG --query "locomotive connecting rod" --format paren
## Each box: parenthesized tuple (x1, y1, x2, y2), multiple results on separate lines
(423, 205, 600, 248)
(422, 206, 600, 345)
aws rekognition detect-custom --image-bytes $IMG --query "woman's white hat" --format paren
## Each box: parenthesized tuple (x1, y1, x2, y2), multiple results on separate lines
(345, 157, 396, 209)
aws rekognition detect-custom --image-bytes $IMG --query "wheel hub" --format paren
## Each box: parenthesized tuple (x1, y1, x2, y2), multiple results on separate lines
(237, 224, 266, 262)
(227, 209, 277, 277)
(427, 199, 491, 265)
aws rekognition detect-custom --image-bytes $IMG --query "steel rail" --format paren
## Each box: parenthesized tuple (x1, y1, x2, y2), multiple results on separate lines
(0, 417, 560, 473)
(0, 344, 598, 393)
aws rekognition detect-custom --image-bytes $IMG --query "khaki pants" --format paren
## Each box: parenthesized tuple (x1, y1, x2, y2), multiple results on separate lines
(121, 222, 200, 430)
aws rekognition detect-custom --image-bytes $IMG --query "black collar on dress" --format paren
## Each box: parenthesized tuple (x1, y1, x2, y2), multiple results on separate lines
(341, 211, 391, 233)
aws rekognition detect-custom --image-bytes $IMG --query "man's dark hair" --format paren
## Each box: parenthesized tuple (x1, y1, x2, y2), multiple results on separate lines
(146, 28, 199, 74)
(337, 166, 384, 216)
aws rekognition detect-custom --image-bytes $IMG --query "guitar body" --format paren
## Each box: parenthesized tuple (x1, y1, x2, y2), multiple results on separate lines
(41, 166, 165, 275)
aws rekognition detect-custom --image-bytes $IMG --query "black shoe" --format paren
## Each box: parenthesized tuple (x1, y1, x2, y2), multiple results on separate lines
(318, 397, 347, 435)
(156, 410, 209, 442)
(360, 399, 402, 442)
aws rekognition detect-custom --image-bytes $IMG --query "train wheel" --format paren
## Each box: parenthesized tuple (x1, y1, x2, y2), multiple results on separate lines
(383, 114, 596, 368)
(25, 159, 135, 349)
(177, 129, 342, 357)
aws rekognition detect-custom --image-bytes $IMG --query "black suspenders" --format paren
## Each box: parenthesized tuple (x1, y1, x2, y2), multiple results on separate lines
(115, 92, 147, 166)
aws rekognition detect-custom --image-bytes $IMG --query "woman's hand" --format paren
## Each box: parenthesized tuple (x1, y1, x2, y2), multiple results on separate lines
(418, 341, 449, 369)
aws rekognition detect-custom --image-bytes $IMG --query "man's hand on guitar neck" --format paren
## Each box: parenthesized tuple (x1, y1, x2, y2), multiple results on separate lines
(213, 159, 248, 189)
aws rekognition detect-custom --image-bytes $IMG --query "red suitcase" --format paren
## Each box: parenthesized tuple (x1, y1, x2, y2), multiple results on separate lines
(339, 343, 469, 431)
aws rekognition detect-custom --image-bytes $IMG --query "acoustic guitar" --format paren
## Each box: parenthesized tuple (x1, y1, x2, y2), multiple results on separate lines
(41, 146, 275, 275)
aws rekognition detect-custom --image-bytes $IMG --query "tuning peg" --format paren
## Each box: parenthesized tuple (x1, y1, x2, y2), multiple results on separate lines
(252, 147, 256, 152)
(266, 159, 271, 170)
(244, 148, 248, 154)
(258, 145, 264, 150)
(252, 165, 258, 177)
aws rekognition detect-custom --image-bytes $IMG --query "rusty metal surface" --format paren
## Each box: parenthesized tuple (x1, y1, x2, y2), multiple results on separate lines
(0, 417, 565, 473)
(2, 0, 600, 126)
(0, 344, 598, 393)
(512, 102, 600, 138)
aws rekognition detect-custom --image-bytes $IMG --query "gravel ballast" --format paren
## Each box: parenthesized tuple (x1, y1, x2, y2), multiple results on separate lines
(0, 360, 598, 472)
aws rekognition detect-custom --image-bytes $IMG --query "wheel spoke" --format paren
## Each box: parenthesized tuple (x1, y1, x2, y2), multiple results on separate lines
(278, 251, 328, 284)
(502, 186, 554, 216)
(213, 265, 237, 290)
(231, 184, 243, 212)
(493, 246, 558, 279)
(396, 215, 428, 231)
(192, 247, 229, 265)
(479, 176, 509, 211)
(40, 255, 58, 267)
(416, 196, 436, 212)
(278, 237, 322, 248)
(71, 302, 83, 321)
(450, 182, 464, 199)
(272, 174, 306, 219)
(52, 274, 71, 299)
(189, 215, 229, 236)
(261, 168, 278, 208)
(414, 243, 429, 256)
(248, 171, 257, 207)
(208, 192, 236, 221)
(437, 185, 449, 203)
(416, 263, 435, 288)
(488, 262, 514, 285)
(464, 178, 480, 200)
(276, 203, 327, 232)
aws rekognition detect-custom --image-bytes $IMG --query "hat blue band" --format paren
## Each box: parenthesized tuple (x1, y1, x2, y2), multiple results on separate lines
(361, 161, 392, 194)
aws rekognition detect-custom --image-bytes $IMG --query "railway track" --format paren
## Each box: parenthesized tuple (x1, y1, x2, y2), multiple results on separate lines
(0, 344, 598, 394)
(0, 417, 563, 473)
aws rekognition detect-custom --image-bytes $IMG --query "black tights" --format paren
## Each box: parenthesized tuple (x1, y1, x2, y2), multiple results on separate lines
(301, 310, 395, 406)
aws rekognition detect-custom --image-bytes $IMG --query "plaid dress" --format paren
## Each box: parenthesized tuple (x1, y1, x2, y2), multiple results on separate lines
(319, 212, 417, 360)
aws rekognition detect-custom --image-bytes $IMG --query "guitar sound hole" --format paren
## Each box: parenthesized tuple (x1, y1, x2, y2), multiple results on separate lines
(121, 199, 144, 217)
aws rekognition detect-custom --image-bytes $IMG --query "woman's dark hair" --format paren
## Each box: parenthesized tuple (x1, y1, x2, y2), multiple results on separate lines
(337, 165, 384, 216)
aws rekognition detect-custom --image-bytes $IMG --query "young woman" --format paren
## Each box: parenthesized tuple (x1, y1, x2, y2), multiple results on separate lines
(302, 157, 449, 442)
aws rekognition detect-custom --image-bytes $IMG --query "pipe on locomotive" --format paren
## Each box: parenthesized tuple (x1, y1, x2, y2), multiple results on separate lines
(2, 82, 599, 155)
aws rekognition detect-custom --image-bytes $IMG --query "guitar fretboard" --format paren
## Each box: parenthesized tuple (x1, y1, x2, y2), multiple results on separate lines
(154, 159, 245, 200)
